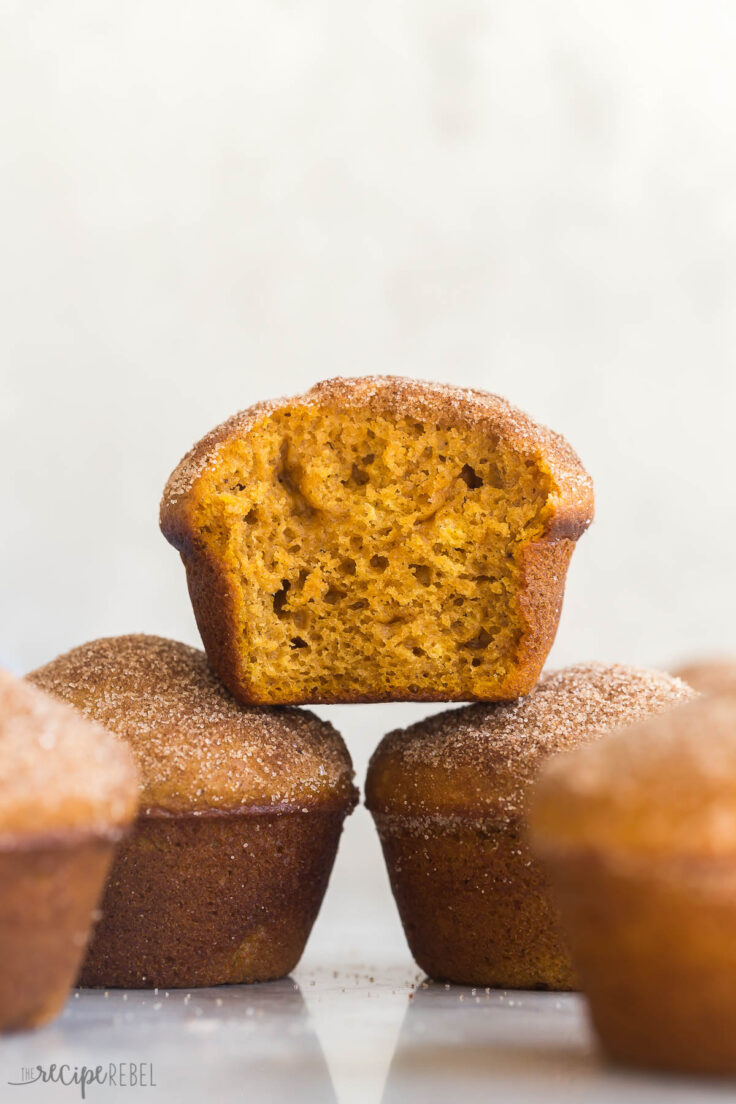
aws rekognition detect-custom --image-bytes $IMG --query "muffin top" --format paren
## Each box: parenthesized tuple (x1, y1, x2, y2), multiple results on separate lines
(29, 635, 357, 816)
(366, 663, 696, 824)
(0, 668, 139, 842)
(531, 693, 736, 859)
(161, 375, 594, 543)
(673, 657, 736, 698)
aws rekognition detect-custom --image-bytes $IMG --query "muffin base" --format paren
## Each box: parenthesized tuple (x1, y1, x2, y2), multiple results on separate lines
(0, 834, 116, 1031)
(373, 813, 575, 989)
(543, 848, 736, 1076)
(80, 807, 349, 988)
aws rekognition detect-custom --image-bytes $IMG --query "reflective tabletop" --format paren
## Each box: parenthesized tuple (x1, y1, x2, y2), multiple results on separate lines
(1, 925, 731, 1104)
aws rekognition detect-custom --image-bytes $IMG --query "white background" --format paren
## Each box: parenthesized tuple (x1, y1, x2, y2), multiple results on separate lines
(2, 0, 736, 1003)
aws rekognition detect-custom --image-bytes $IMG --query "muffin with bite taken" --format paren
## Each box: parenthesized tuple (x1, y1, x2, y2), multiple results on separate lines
(160, 376, 594, 706)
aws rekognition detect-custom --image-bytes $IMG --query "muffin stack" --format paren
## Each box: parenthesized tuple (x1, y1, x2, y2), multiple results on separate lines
(157, 372, 616, 991)
(7, 375, 728, 1076)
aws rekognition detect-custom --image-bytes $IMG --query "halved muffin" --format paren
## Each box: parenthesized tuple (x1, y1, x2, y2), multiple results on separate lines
(531, 692, 736, 1076)
(160, 376, 593, 705)
(366, 663, 695, 989)
(0, 669, 138, 1030)
(29, 634, 357, 988)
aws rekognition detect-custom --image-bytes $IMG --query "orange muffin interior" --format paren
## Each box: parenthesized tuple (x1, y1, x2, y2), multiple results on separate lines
(189, 404, 556, 702)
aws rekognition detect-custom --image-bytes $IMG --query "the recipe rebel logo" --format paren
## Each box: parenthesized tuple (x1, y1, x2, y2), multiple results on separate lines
(8, 1063, 157, 1098)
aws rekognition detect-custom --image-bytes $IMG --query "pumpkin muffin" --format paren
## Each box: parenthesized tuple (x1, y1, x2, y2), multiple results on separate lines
(530, 692, 736, 1077)
(366, 663, 695, 989)
(0, 668, 138, 1031)
(160, 376, 593, 705)
(673, 656, 736, 697)
(29, 634, 357, 989)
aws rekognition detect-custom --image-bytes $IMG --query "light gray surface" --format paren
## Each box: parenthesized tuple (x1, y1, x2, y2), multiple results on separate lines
(0, 958, 730, 1103)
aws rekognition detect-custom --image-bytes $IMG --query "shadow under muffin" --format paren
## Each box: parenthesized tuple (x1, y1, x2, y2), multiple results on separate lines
(29, 634, 357, 989)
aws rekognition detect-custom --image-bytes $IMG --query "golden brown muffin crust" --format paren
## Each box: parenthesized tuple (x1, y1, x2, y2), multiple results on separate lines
(367, 662, 696, 823)
(28, 635, 356, 816)
(0, 668, 138, 843)
(531, 692, 736, 860)
(78, 810, 349, 988)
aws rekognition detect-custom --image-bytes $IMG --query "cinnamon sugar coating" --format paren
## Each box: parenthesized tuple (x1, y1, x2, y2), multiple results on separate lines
(0, 668, 138, 842)
(162, 376, 593, 525)
(532, 691, 736, 859)
(28, 635, 356, 816)
(367, 662, 696, 824)
(366, 663, 695, 990)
